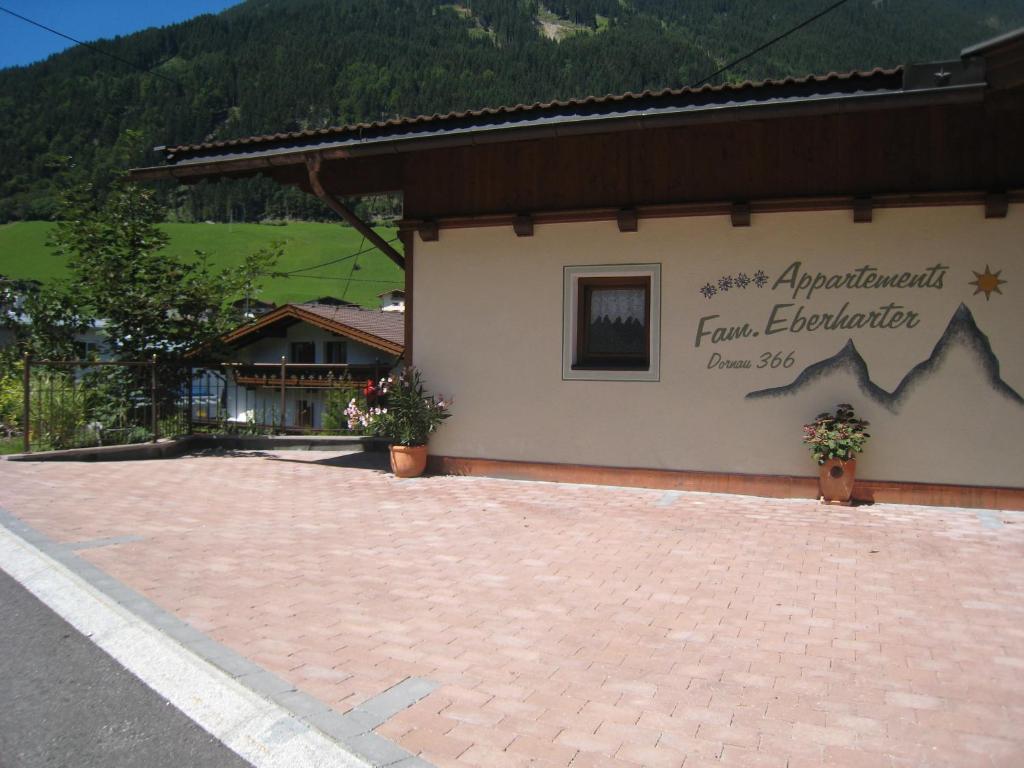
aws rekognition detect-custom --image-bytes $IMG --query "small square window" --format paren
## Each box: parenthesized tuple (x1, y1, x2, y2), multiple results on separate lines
(576, 276, 651, 370)
(290, 341, 315, 363)
(563, 264, 660, 381)
(324, 341, 348, 364)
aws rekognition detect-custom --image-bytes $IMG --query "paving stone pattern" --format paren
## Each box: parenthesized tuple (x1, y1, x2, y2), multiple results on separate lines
(1, 452, 1022, 767)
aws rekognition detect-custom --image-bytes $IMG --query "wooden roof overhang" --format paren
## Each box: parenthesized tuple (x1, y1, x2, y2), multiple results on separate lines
(223, 304, 404, 357)
(130, 32, 1024, 225)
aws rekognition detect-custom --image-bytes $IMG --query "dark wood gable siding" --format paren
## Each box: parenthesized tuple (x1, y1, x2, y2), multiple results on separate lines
(385, 90, 1023, 220)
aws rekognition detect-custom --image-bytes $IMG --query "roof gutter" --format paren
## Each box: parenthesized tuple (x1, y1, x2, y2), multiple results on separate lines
(961, 26, 1024, 58)
(129, 81, 986, 183)
(304, 154, 406, 270)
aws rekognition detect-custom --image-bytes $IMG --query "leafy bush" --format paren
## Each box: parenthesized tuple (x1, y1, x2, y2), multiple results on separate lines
(344, 367, 450, 446)
(322, 381, 364, 434)
(30, 371, 88, 450)
(802, 403, 870, 465)
(0, 437, 23, 455)
(81, 366, 148, 436)
(0, 364, 22, 437)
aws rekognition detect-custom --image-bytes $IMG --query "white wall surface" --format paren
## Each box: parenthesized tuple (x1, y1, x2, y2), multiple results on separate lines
(413, 206, 1023, 487)
(238, 322, 391, 365)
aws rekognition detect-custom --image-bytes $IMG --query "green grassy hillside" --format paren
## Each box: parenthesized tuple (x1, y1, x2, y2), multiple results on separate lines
(0, 220, 403, 308)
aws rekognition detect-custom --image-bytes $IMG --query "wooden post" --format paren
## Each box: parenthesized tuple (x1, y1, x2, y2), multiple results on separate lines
(279, 356, 287, 434)
(187, 364, 194, 435)
(22, 354, 30, 454)
(399, 227, 414, 367)
(150, 355, 158, 442)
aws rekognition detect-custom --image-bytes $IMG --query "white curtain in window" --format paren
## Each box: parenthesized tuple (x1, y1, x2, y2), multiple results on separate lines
(591, 288, 644, 324)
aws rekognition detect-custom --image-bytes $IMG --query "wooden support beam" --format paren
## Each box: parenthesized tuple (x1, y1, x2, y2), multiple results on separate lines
(398, 228, 415, 367)
(418, 221, 439, 242)
(985, 192, 1008, 219)
(853, 196, 873, 223)
(730, 202, 751, 227)
(617, 208, 638, 232)
(513, 214, 534, 237)
(304, 154, 406, 269)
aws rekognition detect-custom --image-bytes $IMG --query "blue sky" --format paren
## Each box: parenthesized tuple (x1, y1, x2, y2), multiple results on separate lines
(0, 0, 241, 69)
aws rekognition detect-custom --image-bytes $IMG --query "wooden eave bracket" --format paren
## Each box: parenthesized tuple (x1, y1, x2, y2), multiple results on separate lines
(513, 214, 534, 237)
(730, 202, 751, 227)
(853, 196, 874, 223)
(617, 208, 638, 232)
(985, 192, 1009, 218)
(304, 153, 406, 270)
(418, 221, 439, 242)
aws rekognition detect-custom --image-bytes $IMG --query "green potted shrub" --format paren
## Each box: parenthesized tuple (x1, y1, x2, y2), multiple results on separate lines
(802, 403, 870, 504)
(346, 366, 451, 477)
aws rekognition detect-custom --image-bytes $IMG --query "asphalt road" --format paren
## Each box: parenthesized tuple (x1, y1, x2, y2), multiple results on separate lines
(0, 568, 253, 768)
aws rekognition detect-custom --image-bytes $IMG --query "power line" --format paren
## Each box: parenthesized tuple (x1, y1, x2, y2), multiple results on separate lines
(340, 236, 365, 302)
(280, 234, 400, 277)
(690, 0, 853, 89)
(283, 275, 403, 283)
(0, 4, 185, 89)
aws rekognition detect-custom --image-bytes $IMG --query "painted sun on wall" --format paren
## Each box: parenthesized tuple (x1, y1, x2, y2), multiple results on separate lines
(691, 259, 1019, 412)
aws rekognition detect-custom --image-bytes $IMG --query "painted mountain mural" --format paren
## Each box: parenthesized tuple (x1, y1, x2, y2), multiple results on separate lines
(746, 303, 1023, 412)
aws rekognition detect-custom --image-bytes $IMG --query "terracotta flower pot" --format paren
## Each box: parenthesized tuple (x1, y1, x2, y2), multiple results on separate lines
(819, 457, 857, 504)
(389, 444, 428, 478)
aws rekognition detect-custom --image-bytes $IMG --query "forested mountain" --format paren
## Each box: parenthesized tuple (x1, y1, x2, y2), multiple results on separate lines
(1, 0, 1021, 223)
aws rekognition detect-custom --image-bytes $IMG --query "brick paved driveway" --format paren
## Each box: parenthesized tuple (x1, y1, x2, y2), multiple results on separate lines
(2, 451, 1022, 768)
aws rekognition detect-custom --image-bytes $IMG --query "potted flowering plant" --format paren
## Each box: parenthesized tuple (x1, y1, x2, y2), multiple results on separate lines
(802, 403, 870, 504)
(345, 366, 451, 477)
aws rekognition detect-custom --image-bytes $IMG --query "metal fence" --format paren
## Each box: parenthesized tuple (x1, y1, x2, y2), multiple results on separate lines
(17, 356, 383, 453)
(189, 360, 382, 436)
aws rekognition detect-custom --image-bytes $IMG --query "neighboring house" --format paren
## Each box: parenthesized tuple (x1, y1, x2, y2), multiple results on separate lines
(378, 289, 405, 312)
(0, 315, 111, 361)
(0, 276, 35, 350)
(73, 319, 110, 359)
(230, 298, 276, 319)
(197, 301, 404, 430)
(2, 276, 111, 359)
(308, 295, 358, 306)
(136, 30, 1024, 509)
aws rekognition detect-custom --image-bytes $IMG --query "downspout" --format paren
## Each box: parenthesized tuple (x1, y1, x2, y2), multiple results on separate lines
(304, 153, 406, 270)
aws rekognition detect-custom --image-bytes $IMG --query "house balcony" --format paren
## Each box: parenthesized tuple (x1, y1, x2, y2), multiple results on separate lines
(227, 363, 384, 390)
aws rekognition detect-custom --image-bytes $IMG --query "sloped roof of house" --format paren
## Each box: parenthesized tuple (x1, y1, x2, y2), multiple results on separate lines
(223, 301, 404, 355)
(130, 46, 997, 182)
(165, 24, 1024, 168)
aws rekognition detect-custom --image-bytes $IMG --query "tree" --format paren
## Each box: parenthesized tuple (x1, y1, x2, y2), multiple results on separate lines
(1, 277, 86, 361)
(41, 180, 282, 442)
(51, 181, 280, 362)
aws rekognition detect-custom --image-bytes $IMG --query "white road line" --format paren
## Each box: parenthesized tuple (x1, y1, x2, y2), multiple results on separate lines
(0, 525, 373, 768)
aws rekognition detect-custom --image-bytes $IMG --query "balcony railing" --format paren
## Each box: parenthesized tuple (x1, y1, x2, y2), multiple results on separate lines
(227, 362, 381, 389)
